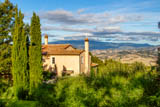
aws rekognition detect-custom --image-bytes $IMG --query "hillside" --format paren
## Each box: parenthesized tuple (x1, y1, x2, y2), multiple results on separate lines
(92, 47, 158, 66)
(49, 40, 153, 50)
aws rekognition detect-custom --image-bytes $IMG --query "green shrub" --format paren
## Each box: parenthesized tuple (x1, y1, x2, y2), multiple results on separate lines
(0, 78, 11, 98)
(42, 71, 55, 81)
(7, 100, 39, 107)
(29, 83, 56, 107)
(131, 62, 146, 72)
(0, 99, 6, 107)
(1, 60, 160, 107)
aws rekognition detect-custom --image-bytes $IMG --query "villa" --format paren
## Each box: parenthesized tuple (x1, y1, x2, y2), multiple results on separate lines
(42, 35, 91, 76)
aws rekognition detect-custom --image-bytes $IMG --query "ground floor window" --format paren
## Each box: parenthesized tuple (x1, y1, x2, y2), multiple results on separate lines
(52, 57, 55, 64)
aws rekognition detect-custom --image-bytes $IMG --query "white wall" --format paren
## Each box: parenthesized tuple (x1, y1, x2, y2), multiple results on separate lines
(43, 55, 80, 76)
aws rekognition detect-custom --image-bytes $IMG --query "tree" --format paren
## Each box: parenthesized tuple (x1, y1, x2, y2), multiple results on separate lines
(157, 22, 160, 71)
(0, 0, 15, 76)
(90, 52, 103, 65)
(24, 24, 30, 71)
(29, 12, 43, 95)
(157, 48, 160, 71)
(12, 8, 29, 99)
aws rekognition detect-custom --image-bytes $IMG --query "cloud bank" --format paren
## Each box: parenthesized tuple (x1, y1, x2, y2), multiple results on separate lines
(39, 8, 160, 45)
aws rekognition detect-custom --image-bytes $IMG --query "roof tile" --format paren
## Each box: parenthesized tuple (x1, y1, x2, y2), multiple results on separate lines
(42, 44, 84, 55)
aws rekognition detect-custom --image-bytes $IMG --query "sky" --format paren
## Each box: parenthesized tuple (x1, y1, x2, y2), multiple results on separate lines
(6, 0, 160, 45)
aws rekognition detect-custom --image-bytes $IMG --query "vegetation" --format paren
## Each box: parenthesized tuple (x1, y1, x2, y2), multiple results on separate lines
(0, 0, 160, 107)
(90, 52, 103, 65)
(29, 12, 43, 95)
(0, 0, 15, 76)
(1, 59, 160, 107)
(157, 48, 160, 71)
(12, 8, 29, 99)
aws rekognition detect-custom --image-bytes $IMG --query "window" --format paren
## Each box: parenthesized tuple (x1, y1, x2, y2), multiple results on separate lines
(52, 57, 55, 64)
(81, 56, 84, 64)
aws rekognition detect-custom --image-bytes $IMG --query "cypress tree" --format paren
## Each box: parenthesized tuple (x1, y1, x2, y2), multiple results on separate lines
(29, 12, 43, 94)
(12, 8, 29, 99)
(24, 24, 30, 71)
(0, 0, 15, 76)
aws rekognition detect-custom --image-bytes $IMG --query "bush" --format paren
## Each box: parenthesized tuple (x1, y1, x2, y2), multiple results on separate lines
(0, 99, 6, 107)
(29, 83, 56, 107)
(7, 100, 39, 107)
(131, 62, 146, 72)
(0, 78, 11, 98)
(42, 71, 55, 81)
(1, 60, 160, 107)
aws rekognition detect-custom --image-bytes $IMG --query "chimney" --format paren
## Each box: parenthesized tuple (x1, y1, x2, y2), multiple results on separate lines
(44, 34, 48, 45)
(85, 38, 89, 74)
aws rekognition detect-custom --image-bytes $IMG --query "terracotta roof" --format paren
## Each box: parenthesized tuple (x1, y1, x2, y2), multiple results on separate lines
(42, 44, 84, 55)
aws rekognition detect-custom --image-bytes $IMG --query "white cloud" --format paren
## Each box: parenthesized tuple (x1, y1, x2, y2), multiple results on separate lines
(39, 8, 160, 44)
(39, 9, 132, 26)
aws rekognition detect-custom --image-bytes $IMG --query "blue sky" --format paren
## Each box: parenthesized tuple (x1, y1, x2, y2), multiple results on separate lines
(7, 0, 160, 45)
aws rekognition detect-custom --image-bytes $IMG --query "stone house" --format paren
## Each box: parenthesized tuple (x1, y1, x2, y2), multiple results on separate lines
(42, 35, 91, 76)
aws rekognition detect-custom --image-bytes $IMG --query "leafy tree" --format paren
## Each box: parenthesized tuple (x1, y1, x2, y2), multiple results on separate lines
(0, 0, 15, 75)
(12, 8, 29, 99)
(157, 48, 160, 71)
(90, 52, 103, 65)
(29, 12, 43, 95)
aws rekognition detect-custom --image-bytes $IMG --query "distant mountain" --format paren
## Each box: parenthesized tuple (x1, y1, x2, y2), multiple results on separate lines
(49, 40, 153, 50)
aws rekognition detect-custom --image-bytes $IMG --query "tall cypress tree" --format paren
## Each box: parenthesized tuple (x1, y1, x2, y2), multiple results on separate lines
(24, 24, 30, 71)
(12, 8, 29, 99)
(29, 12, 43, 94)
(0, 0, 15, 76)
